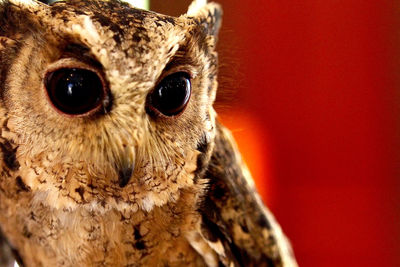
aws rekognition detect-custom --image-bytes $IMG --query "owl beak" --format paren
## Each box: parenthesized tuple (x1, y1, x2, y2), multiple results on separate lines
(118, 163, 135, 188)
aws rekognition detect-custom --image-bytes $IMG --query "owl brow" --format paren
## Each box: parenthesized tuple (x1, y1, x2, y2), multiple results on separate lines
(37, 0, 64, 5)
(61, 43, 102, 68)
(163, 45, 198, 73)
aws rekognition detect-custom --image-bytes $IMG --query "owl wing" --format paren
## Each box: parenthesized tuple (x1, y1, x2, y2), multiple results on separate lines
(196, 122, 297, 267)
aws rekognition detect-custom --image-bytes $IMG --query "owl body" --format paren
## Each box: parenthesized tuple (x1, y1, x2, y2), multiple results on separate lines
(0, 0, 297, 266)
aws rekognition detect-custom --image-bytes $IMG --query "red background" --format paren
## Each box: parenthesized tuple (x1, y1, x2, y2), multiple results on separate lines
(153, 1, 400, 266)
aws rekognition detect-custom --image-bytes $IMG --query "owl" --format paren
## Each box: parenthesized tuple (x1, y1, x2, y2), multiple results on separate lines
(0, 0, 297, 266)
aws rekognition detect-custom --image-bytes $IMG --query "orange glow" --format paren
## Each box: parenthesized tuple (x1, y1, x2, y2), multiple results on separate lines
(218, 111, 272, 204)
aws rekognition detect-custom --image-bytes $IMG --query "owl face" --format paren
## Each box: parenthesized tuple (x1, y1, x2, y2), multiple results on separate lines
(0, 0, 222, 212)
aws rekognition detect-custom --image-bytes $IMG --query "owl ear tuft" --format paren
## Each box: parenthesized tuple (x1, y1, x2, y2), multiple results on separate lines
(187, 0, 208, 16)
(0, 0, 48, 51)
(7, 0, 51, 25)
(8, 0, 44, 11)
(2, 0, 49, 23)
(187, 0, 222, 38)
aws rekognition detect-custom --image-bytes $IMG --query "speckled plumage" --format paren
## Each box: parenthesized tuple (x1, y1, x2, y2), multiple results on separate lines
(0, 0, 297, 266)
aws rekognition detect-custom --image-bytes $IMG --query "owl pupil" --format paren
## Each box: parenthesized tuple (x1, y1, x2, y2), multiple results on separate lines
(46, 68, 104, 115)
(148, 72, 191, 116)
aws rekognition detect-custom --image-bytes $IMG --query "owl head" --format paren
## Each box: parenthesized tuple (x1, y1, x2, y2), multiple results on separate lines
(0, 0, 222, 212)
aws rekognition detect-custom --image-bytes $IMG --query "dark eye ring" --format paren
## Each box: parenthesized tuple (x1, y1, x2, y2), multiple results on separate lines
(44, 67, 108, 116)
(147, 72, 192, 117)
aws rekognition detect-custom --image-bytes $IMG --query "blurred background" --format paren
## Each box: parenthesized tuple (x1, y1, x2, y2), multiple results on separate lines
(151, 1, 400, 266)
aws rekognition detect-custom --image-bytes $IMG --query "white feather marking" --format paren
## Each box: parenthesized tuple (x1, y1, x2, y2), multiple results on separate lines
(187, 0, 207, 16)
(71, 16, 101, 45)
(141, 195, 155, 212)
(186, 231, 218, 267)
(204, 239, 225, 258)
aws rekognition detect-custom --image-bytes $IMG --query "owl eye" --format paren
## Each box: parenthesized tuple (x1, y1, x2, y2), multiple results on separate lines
(147, 72, 191, 117)
(45, 68, 105, 115)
